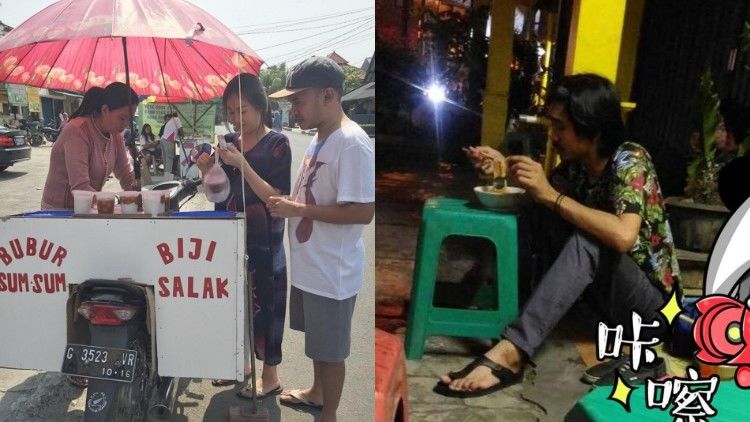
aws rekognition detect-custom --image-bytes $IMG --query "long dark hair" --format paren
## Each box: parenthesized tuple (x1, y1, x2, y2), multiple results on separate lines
(141, 123, 154, 142)
(547, 74, 626, 158)
(71, 82, 139, 119)
(222, 73, 272, 130)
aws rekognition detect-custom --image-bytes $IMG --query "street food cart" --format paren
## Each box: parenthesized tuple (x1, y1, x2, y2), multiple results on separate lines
(0, 210, 247, 381)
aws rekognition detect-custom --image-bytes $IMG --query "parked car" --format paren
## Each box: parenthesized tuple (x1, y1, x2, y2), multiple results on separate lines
(0, 125, 31, 172)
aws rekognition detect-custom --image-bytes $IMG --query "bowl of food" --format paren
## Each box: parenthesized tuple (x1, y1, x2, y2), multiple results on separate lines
(473, 185, 530, 211)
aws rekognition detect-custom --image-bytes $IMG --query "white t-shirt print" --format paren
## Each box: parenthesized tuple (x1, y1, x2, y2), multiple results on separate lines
(161, 116, 182, 143)
(288, 122, 375, 300)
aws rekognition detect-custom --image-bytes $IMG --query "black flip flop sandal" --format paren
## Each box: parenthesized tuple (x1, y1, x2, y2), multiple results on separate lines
(433, 356, 524, 398)
(236, 385, 283, 400)
(279, 389, 324, 410)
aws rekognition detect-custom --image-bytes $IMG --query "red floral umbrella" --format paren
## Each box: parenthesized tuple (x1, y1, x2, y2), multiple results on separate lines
(0, 0, 263, 100)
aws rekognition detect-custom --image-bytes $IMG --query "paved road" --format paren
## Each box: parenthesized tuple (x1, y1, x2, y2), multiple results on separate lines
(0, 130, 375, 422)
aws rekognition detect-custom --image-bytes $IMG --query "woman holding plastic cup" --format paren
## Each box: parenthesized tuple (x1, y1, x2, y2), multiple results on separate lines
(195, 73, 291, 399)
(41, 83, 140, 210)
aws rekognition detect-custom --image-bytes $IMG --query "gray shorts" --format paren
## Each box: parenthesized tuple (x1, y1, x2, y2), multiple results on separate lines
(289, 286, 357, 362)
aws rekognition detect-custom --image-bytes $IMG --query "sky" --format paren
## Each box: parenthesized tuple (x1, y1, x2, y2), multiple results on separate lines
(0, 0, 374, 68)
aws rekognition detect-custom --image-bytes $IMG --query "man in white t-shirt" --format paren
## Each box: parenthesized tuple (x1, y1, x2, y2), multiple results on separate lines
(160, 112, 182, 177)
(268, 56, 375, 422)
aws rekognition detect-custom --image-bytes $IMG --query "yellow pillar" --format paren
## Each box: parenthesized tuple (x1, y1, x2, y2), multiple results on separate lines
(481, 0, 515, 147)
(542, 0, 637, 175)
(615, 0, 645, 102)
(565, 0, 628, 81)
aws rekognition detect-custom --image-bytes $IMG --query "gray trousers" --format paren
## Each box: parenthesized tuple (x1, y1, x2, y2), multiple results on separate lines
(160, 139, 176, 175)
(502, 228, 669, 359)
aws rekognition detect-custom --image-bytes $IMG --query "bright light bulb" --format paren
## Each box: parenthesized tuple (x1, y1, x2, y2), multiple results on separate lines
(427, 84, 446, 104)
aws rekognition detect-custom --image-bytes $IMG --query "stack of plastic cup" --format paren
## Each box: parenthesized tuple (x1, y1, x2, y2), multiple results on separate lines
(119, 191, 140, 214)
(72, 190, 95, 215)
(141, 191, 163, 217)
(95, 192, 116, 215)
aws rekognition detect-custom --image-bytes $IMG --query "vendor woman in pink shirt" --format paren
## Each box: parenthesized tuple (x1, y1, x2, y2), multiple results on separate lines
(42, 82, 140, 209)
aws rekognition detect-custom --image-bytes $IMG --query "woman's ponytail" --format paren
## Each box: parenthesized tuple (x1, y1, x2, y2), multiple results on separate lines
(70, 87, 105, 119)
(70, 82, 138, 120)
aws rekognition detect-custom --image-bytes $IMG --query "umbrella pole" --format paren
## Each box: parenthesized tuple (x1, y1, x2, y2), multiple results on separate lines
(122, 37, 139, 184)
(231, 253, 269, 422)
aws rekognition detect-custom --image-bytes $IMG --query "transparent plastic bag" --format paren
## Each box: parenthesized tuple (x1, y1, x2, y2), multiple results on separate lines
(204, 159, 229, 202)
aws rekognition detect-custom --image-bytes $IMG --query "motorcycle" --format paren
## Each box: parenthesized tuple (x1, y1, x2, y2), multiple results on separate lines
(19, 120, 45, 146)
(145, 177, 202, 211)
(41, 124, 60, 143)
(63, 177, 202, 421)
(65, 279, 165, 421)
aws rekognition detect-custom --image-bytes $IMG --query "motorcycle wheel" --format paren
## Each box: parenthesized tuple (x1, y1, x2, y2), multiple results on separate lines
(30, 134, 44, 146)
(113, 334, 152, 422)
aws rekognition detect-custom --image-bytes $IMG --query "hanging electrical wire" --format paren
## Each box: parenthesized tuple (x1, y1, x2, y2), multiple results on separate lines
(264, 30, 371, 64)
(231, 7, 370, 32)
(237, 14, 373, 35)
(269, 30, 373, 66)
(260, 20, 373, 64)
(252, 17, 374, 52)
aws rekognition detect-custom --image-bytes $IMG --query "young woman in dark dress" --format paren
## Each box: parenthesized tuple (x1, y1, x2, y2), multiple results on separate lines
(197, 73, 291, 398)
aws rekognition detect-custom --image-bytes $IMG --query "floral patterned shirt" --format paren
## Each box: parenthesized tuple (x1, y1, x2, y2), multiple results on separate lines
(550, 142, 680, 294)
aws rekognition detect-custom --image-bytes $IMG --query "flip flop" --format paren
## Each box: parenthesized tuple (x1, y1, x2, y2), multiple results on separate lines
(279, 389, 323, 410)
(236, 384, 282, 400)
(433, 356, 524, 398)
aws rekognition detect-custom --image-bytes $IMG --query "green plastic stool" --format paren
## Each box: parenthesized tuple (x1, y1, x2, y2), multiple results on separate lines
(567, 380, 745, 421)
(405, 197, 519, 360)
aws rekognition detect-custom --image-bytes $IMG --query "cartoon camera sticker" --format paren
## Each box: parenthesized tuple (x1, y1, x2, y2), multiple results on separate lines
(694, 196, 750, 388)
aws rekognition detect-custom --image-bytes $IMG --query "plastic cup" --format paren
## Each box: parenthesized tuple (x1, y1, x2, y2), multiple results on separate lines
(72, 190, 95, 215)
(119, 191, 140, 214)
(95, 191, 116, 215)
(141, 191, 162, 217)
(160, 192, 171, 213)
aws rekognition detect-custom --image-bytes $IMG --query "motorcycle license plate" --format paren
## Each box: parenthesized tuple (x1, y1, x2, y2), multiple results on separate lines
(61, 344, 137, 383)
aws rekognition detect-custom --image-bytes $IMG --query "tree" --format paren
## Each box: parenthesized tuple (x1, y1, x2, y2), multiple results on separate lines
(343, 66, 364, 95)
(259, 63, 288, 97)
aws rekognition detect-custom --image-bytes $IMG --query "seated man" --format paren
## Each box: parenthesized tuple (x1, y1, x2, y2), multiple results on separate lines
(437, 74, 681, 398)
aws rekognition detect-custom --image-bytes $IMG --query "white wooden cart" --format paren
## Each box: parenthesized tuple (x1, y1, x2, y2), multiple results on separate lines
(0, 210, 248, 381)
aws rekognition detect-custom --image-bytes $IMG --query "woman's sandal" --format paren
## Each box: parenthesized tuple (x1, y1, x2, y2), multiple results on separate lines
(433, 356, 527, 398)
(279, 389, 323, 410)
(236, 384, 283, 400)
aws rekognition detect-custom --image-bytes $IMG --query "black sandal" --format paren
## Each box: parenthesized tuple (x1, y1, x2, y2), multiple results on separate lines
(434, 356, 525, 398)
